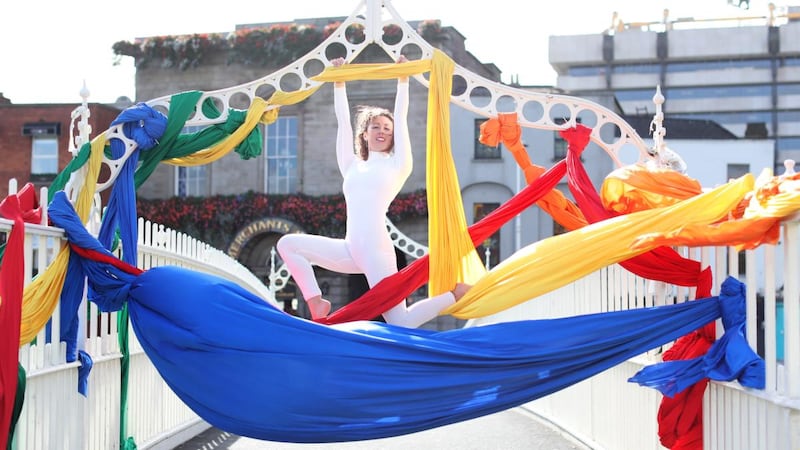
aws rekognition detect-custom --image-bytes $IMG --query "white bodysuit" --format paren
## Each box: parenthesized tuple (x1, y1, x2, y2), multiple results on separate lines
(277, 80, 455, 328)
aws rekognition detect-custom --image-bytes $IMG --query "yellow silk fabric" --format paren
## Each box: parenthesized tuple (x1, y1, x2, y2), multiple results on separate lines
(165, 87, 320, 167)
(443, 174, 755, 319)
(424, 52, 486, 294)
(313, 52, 486, 295)
(631, 170, 800, 251)
(479, 114, 588, 231)
(20, 134, 105, 345)
(310, 59, 432, 81)
(601, 164, 704, 214)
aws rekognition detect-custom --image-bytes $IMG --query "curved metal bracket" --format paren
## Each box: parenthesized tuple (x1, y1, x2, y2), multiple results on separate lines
(94, 0, 652, 192)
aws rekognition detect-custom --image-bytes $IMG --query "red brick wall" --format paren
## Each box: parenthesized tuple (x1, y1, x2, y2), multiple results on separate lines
(0, 103, 120, 199)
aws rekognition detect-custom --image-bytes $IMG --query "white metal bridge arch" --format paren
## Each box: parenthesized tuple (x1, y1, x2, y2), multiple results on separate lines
(7, 1, 798, 449)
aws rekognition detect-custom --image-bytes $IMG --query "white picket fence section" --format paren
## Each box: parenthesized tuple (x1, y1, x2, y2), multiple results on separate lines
(469, 217, 800, 449)
(4, 173, 799, 449)
(4, 182, 277, 450)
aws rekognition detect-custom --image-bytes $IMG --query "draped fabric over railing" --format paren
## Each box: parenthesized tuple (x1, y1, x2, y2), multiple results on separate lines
(6, 47, 800, 448)
(0, 184, 41, 449)
(46, 190, 764, 444)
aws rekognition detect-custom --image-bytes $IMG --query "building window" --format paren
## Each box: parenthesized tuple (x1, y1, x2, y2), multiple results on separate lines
(553, 220, 568, 237)
(474, 203, 500, 268)
(567, 66, 606, 77)
(176, 166, 208, 197)
(474, 119, 501, 160)
(554, 135, 568, 161)
(553, 117, 581, 161)
(728, 163, 750, 274)
(31, 136, 59, 177)
(665, 85, 771, 101)
(727, 163, 750, 180)
(777, 136, 800, 151)
(175, 125, 209, 197)
(265, 116, 298, 194)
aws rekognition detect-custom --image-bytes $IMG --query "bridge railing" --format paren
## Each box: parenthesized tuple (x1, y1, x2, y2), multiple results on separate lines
(5, 180, 274, 450)
(469, 215, 800, 450)
(7, 180, 799, 449)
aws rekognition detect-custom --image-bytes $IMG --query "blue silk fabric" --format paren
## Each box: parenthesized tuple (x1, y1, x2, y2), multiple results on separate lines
(48, 191, 764, 443)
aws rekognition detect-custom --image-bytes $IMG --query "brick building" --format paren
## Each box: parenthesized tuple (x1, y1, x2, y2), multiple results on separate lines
(0, 93, 122, 198)
(116, 18, 554, 328)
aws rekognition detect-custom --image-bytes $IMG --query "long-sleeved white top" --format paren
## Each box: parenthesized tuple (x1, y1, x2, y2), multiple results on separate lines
(335, 81, 413, 242)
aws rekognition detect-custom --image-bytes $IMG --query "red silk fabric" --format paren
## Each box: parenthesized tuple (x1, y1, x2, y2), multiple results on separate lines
(0, 183, 42, 449)
(319, 159, 569, 325)
(480, 113, 587, 230)
(561, 125, 713, 450)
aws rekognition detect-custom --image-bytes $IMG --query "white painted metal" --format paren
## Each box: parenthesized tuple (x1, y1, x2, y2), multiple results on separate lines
(783, 220, 799, 399)
(90, 0, 653, 194)
(6, 181, 279, 449)
(8, 177, 800, 448)
(469, 213, 800, 449)
(6, 0, 800, 446)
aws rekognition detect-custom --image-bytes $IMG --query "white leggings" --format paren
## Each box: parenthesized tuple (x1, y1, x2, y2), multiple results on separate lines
(276, 233, 454, 328)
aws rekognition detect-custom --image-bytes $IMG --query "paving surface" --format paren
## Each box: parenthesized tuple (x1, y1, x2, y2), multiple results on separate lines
(173, 407, 592, 450)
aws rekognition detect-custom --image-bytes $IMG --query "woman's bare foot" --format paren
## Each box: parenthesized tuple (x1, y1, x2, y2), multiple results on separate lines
(451, 283, 472, 302)
(306, 296, 332, 320)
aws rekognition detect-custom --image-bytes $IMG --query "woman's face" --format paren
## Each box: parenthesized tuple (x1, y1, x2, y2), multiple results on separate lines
(364, 116, 394, 153)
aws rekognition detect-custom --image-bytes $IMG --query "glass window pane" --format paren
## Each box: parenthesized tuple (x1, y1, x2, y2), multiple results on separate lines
(473, 203, 501, 267)
(31, 137, 58, 174)
(175, 126, 209, 197)
(265, 116, 298, 194)
(474, 119, 500, 159)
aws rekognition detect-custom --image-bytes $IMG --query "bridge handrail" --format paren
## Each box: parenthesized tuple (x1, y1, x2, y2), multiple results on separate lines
(92, 0, 653, 193)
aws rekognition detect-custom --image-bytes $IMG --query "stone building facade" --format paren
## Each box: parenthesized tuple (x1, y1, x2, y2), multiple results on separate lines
(0, 96, 120, 199)
(121, 18, 567, 328)
(549, 8, 800, 170)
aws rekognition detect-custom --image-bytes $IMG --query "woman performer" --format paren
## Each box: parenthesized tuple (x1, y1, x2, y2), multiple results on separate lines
(277, 56, 469, 326)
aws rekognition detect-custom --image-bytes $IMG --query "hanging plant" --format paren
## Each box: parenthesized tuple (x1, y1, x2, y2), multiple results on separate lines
(417, 20, 447, 44)
(382, 24, 403, 45)
(112, 20, 447, 70)
(136, 189, 428, 250)
(113, 33, 229, 70)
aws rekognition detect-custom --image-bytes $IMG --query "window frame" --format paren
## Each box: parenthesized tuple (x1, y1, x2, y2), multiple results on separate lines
(30, 135, 59, 180)
(264, 116, 299, 194)
(473, 119, 501, 160)
(174, 125, 210, 197)
(473, 202, 501, 268)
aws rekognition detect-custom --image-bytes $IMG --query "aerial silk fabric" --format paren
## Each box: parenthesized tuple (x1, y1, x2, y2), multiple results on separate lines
(318, 159, 570, 324)
(17, 85, 303, 344)
(631, 169, 800, 252)
(600, 164, 703, 214)
(47, 190, 764, 443)
(560, 127, 799, 450)
(422, 52, 486, 293)
(563, 126, 711, 288)
(479, 113, 588, 230)
(313, 52, 487, 296)
(563, 125, 718, 450)
(18, 134, 104, 345)
(628, 279, 766, 450)
(0, 184, 41, 450)
(443, 172, 753, 318)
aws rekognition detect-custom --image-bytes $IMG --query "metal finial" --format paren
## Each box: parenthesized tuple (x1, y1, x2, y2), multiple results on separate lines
(80, 80, 90, 102)
(784, 159, 796, 176)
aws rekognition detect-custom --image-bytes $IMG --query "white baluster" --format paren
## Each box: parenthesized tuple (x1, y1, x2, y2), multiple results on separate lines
(783, 159, 795, 176)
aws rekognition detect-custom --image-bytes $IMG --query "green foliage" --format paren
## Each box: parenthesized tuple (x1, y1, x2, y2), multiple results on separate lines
(136, 190, 428, 250)
(112, 21, 446, 70)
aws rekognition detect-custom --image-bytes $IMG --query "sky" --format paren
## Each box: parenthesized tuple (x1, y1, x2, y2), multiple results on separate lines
(0, 0, 775, 104)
